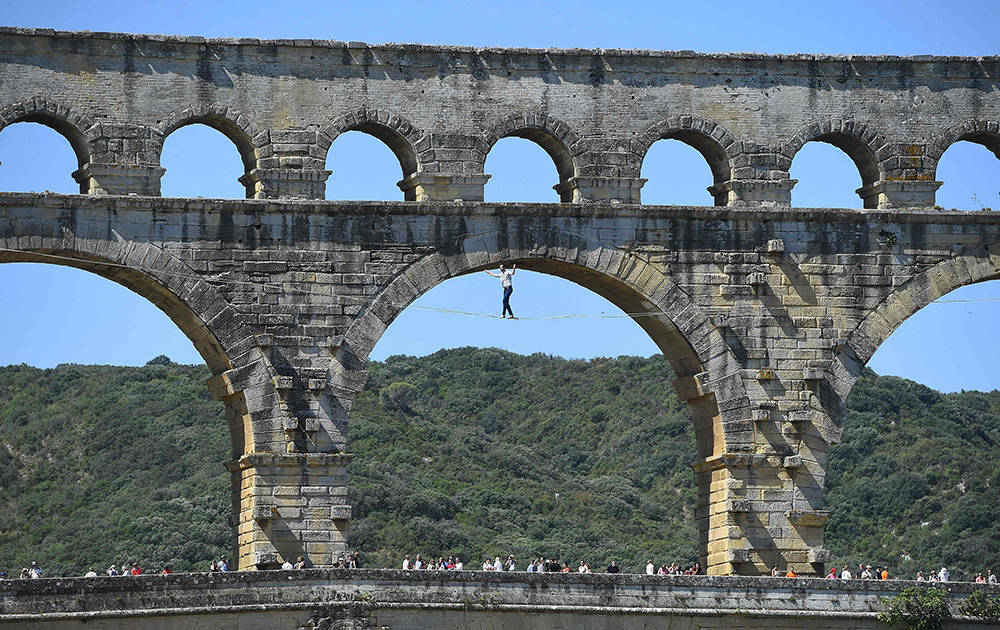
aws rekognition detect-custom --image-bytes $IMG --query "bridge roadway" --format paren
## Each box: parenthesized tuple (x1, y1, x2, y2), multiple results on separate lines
(1, 568, 997, 629)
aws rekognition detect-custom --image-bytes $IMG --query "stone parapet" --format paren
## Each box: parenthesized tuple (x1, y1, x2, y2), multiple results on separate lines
(1, 570, 997, 629)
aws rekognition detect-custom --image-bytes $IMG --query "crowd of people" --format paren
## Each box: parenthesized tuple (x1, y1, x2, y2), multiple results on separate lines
(1, 554, 996, 583)
(397, 554, 701, 575)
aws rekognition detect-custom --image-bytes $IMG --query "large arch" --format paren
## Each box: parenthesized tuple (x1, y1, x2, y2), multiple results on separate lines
(632, 115, 739, 206)
(829, 243, 1000, 433)
(476, 112, 580, 202)
(781, 119, 884, 208)
(335, 233, 749, 461)
(332, 232, 754, 573)
(0, 97, 96, 193)
(0, 236, 264, 457)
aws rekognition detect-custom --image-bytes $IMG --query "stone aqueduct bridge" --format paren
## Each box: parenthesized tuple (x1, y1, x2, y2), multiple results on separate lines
(1, 28, 1000, 576)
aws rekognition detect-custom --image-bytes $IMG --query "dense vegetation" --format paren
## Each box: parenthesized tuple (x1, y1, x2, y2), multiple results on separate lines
(0, 349, 997, 578)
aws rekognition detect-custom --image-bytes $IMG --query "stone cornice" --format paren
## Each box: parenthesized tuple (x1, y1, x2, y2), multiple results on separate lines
(1, 26, 997, 76)
(3, 192, 1000, 226)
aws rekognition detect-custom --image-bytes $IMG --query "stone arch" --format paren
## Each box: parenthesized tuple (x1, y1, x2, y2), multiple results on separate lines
(334, 232, 751, 460)
(154, 105, 262, 175)
(476, 111, 581, 201)
(781, 119, 885, 192)
(828, 244, 1000, 439)
(631, 115, 741, 204)
(0, 97, 97, 191)
(318, 108, 423, 181)
(927, 119, 1000, 174)
(0, 234, 267, 457)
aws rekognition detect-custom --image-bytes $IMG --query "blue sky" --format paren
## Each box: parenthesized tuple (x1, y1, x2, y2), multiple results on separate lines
(1, 0, 999, 393)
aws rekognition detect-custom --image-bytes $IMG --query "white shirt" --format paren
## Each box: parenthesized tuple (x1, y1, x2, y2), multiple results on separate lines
(413, 560, 422, 570)
(493, 559, 503, 572)
(455, 562, 463, 571)
(500, 269, 514, 288)
(282, 561, 294, 570)
(840, 570, 852, 580)
(645, 563, 655, 575)
(84, 570, 98, 577)
(402, 559, 410, 570)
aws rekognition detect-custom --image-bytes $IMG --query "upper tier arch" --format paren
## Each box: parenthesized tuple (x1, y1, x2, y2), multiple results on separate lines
(319, 108, 423, 181)
(781, 119, 885, 188)
(0, 98, 95, 192)
(476, 111, 580, 201)
(155, 105, 262, 175)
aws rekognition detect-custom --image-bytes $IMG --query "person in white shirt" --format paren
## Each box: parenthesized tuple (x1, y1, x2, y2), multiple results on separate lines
(402, 555, 411, 570)
(413, 554, 423, 570)
(938, 567, 949, 582)
(282, 559, 294, 570)
(84, 568, 98, 577)
(454, 557, 463, 571)
(840, 566, 852, 580)
(493, 556, 504, 572)
(485, 264, 517, 319)
(645, 560, 655, 575)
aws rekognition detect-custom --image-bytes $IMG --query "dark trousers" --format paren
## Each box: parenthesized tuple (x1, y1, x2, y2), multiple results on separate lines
(502, 285, 514, 318)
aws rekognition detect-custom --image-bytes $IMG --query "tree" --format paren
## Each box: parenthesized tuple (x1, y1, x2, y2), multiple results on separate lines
(380, 382, 418, 412)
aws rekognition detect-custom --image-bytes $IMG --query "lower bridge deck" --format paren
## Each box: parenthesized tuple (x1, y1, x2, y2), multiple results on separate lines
(1, 569, 996, 629)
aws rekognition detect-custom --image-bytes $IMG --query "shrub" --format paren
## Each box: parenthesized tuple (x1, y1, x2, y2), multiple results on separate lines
(877, 587, 951, 630)
(960, 590, 1000, 620)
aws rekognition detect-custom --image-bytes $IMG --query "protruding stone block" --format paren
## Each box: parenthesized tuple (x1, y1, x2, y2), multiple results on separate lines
(802, 367, 825, 382)
(786, 510, 831, 527)
(808, 548, 831, 563)
(783, 455, 802, 470)
(728, 499, 751, 513)
(757, 368, 775, 381)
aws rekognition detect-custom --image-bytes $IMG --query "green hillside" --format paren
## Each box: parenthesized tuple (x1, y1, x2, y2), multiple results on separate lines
(0, 349, 997, 579)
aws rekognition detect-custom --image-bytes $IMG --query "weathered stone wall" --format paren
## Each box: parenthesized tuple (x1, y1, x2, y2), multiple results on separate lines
(2, 193, 999, 574)
(1, 570, 998, 629)
(1, 28, 998, 206)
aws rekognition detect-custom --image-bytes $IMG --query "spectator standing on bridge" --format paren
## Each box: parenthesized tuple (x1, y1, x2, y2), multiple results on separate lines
(84, 567, 98, 577)
(28, 561, 42, 579)
(938, 567, 949, 582)
(294, 556, 307, 570)
(840, 565, 852, 580)
(19, 568, 29, 579)
(770, 564, 780, 577)
(645, 560, 655, 575)
(606, 560, 619, 574)
(826, 567, 837, 579)
(402, 554, 411, 570)
(282, 558, 294, 570)
(989, 569, 997, 584)
(485, 264, 517, 319)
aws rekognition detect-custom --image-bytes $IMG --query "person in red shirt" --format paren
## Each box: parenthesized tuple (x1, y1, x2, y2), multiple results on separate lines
(130, 562, 142, 575)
